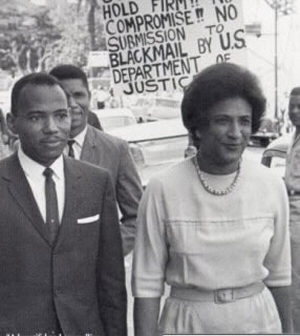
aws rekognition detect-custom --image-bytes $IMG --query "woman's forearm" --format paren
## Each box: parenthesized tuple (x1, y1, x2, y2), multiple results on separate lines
(134, 297, 161, 336)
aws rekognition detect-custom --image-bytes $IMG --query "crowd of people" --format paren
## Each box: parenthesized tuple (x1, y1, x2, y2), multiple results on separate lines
(0, 61, 298, 335)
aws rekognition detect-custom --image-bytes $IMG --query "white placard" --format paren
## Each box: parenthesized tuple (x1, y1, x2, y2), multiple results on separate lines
(102, 0, 247, 96)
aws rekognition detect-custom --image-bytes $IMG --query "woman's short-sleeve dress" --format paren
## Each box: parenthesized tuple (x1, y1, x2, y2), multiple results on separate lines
(132, 157, 291, 334)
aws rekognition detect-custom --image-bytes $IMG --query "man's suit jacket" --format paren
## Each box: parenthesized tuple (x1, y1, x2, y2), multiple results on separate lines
(88, 110, 102, 130)
(81, 125, 143, 255)
(0, 153, 127, 336)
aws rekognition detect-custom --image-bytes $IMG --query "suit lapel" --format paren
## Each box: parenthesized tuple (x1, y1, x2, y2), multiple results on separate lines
(81, 125, 102, 165)
(54, 156, 82, 248)
(5, 154, 51, 246)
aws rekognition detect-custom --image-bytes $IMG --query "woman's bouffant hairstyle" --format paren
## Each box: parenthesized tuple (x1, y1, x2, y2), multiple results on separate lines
(181, 62, 266, 138)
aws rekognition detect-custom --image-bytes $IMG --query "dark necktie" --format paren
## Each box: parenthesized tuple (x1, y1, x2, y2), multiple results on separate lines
(68, 139, 75, 158)
(43, 167, 59, 245)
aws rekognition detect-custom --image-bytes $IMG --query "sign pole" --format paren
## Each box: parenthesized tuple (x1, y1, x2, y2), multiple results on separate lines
(275, 2, 278, 121)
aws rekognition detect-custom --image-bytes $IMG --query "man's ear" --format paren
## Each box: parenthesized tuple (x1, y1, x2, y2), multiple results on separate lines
(194, 129, 202, 142)
(6, 113, 18, 135)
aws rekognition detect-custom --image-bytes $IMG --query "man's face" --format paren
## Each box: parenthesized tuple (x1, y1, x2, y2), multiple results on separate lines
(58, 78, 90, 138)
(8, 84, 71, 167)
(289, 94, 300, 127)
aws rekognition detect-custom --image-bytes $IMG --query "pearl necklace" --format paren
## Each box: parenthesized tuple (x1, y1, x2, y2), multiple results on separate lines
(192, 156, 242, 196)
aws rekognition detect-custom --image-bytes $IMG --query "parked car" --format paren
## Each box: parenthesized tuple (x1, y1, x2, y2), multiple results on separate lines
(129, 95, 182, 122)
(91, 108, 137, 130)
(109, 117, 264, 187)
(129, 96, 153, 122)
(250, 117, 279, 147)
(261, 133, 291, 177)
(109, 118, 190, 186)
(146, 96, 182, 121)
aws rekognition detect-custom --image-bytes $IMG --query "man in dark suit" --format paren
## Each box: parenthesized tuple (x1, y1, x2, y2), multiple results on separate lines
(50, 65, 143, 256)
(2, 73, 127, 335)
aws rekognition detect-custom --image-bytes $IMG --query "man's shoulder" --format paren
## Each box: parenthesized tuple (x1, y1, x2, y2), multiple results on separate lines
(65, 155, 110, 179)
(0, 153, 18, 172)
(86, 125, 128, 149)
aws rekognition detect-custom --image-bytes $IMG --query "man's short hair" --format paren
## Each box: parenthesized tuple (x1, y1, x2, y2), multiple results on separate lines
(49, 64, 89, 90)
(290, 87, 300, 97)
(11, 72, 67, 116)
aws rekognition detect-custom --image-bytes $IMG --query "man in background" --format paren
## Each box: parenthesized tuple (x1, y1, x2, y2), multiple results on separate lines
(285, 86, 300, 332)
(50, 64, 143, 255)
(88, 109, 102, 130)
(0, 72, 127, 335)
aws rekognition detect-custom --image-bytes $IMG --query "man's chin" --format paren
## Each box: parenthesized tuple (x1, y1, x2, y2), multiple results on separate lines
(70, 123, 86, 138)
(71, 114, 84, 123)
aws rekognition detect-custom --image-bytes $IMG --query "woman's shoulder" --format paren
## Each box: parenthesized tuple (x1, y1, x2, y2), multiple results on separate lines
(242, 157, 285, 189)
(243, 157, 276, 174)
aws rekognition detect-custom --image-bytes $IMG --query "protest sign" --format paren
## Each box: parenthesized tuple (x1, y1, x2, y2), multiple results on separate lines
(102, 0, 247, 96)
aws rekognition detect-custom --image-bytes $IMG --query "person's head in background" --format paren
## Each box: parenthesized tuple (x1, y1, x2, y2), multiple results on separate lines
(288, 87, 300, 135)
(181, 62, 266, 174)
(50, 64, 91, 138)
(7, 72, 71, 167)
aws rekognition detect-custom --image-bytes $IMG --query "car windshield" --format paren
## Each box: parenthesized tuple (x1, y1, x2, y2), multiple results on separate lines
(154, 98, 181, 108)
(132, 98, 152, 106)
(101, 116, 136, 130)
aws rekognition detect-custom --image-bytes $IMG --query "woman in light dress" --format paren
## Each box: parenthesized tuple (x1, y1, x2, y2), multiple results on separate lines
(132, 62, 292, 335)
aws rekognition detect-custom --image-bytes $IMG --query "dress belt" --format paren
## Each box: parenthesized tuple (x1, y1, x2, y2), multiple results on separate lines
(170, 282, 265, 304)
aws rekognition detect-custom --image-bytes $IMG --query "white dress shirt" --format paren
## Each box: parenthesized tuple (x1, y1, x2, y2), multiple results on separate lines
(64, 126, 87, 160)
(285, 131, 300, 192)
(18, 147, 65, 223)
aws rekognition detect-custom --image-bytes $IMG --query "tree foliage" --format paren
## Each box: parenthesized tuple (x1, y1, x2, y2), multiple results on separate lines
(77, 0, 106, 52)
(0, 0, 106, 76)
(0, 0, 61, 76)
(44, 2, 90, 71)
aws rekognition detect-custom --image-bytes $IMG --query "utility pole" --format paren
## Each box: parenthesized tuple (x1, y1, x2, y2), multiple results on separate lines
(275, 4, 278, 120)
(263, 0, 294, 120)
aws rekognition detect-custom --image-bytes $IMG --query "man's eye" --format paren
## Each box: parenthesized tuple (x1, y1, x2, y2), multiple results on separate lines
(215, 118, 228, 124)
(29, 115, 42, 122)
(56, 113, 68, 120)
(73, 93, 85, 99)
(241, 118, 252, 125)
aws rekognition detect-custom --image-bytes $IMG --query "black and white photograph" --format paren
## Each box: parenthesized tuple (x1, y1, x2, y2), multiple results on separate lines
(0, 0, 299, 335)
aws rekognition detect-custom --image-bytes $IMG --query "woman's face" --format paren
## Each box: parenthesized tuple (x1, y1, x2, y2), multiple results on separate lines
(196, 97, 252, 174)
